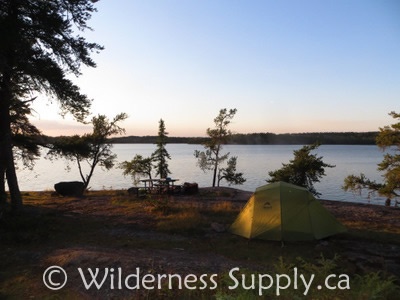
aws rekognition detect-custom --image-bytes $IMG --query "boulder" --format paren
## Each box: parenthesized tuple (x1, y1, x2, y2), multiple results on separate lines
(211, 222, 226, 233)
(182, 182, 198, 195)
(128, 187, 139, 196)
(54, 181, 85, 197)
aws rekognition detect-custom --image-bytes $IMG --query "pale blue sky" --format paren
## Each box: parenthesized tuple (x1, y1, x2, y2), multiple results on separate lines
(31, 0, 400, 137)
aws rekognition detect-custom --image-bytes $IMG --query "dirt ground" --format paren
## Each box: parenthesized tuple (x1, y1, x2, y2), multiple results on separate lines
(1, 187, 400, 299)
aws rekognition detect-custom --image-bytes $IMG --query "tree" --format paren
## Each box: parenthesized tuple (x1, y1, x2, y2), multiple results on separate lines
(10, 100, 42, 170)
(120, 155, 154, 186)
(217, 156, 246, 186)
(0, 0, 102, 211)
(47, 113, 127, 189)
(152, 119, 171, 178)
(267, 143, 335, 197)
(0, 98, 42, 215)
(343, 111, 400, 206)
(194, 108, 244, 187)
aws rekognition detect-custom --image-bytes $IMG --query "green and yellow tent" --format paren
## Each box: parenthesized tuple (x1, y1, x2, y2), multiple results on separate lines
(230, 182, 346, 241)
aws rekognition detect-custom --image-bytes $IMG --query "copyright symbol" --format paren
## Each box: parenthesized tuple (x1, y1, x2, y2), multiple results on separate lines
(43, 266, 67, 290)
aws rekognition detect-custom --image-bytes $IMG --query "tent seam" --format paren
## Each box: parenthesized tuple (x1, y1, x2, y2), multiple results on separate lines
(249, 193, 255, 239)
(279, 183, 283, 241)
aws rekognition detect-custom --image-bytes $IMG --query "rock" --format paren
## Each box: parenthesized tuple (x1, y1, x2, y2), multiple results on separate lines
(128, 187, 139, 196)
(54, 181, 84, 197)
(182, 182, 199, 195)
(211, 222, 226, 233)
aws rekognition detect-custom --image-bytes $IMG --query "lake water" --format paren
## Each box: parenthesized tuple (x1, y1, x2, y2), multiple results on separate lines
(16, 144, 389, 204)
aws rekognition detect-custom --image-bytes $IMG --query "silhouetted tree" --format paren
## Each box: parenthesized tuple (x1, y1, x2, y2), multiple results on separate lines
(0, 0, 102, 212)
(152, 119, 171, 178)
(217, 156, 246, 186)
(195, 108, 246, 187)
(10, 100, 42, 170)
(120, 154, 154, 185)
(47, 113, 127, 189)
(267, 143, 335, 197)
(343, 111, 400, 206)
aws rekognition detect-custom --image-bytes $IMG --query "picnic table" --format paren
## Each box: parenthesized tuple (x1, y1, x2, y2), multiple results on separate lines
(157, 178, 180, 194)
(139, 178, 180, 195)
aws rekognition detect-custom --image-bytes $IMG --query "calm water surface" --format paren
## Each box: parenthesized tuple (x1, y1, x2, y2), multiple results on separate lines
(17, 144, 388, 204)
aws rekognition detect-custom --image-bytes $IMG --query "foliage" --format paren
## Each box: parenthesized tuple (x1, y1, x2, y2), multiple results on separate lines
(343, 111, 400, 206)
(353, 272, 398, 299)
(10, 100, 42, 170)
(216, 254, 399, 300)
(120, 154, 154, 185)
(47, 113, 127, 189)
(218, 156, 246, 186)
(195, 108, 245, 187)
(0, 0, 102, 211)
(120, 119, 172, 186)
(152, 119, 171, 178)
(216, 255, 398, 300)
(267, 143, 335, 197)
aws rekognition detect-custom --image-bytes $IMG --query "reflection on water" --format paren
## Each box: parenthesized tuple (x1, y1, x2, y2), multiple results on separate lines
(17, 144, 389, 204)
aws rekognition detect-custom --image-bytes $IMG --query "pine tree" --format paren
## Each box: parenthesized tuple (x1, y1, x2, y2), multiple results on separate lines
(343, 111, 400, 206)
(195, 108, 245, 187)
(0, 0, 102, 212)
(268, 143, 335, 197)
(152, 119, 171, 178)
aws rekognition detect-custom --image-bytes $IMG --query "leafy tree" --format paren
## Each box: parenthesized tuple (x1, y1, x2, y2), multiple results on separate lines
(267, 143, 335, 197)
(195, 108, 245, 187)
(217, 156, 246, 186)
(0, 0, 102, 211)
(343, 111, 400, 206)
(120, 155, 154, 186)
(152, 119, 171, 178)
(47, 113, 127, 189)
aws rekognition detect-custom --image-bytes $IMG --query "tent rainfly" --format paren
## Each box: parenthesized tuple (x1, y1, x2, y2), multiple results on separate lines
(230, 181, 346, 241)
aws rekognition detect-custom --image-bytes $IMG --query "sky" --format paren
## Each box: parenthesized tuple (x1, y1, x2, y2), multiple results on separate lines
(30, 0, 400, 137)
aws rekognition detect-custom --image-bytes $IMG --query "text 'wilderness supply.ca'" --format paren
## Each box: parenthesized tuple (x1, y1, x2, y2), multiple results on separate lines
(43, 266, 351, 296)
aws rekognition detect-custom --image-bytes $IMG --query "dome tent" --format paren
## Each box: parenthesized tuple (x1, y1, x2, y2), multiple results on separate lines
(230, 182, 346, 241)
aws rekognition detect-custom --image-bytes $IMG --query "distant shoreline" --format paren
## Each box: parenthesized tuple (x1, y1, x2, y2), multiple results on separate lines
(107, 131, 378, 145)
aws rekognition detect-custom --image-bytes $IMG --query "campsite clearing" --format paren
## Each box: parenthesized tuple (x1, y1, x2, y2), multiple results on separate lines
(1, 187, 399, 299)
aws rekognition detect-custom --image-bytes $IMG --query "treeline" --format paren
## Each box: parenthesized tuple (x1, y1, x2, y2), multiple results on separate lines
(108, 135, 209, 144)
(108, 132, 378, 145)
(229, 132, 378, 145)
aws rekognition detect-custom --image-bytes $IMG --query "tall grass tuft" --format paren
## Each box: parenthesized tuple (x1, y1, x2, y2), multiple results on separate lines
(157, 210, 204, 234)
(353, 272, 398, 299)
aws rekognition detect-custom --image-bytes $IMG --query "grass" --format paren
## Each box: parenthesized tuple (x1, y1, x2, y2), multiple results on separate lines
(213, 256, 399, 300)
(157, 210, 204, 233)
(0, 190, 399, 299)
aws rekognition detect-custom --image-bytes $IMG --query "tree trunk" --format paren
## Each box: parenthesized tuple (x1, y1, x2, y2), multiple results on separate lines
(0, 91, 10, 213)
(7, 167, 22, 212)
(212, 148, 220, 187)
(0, 109, 23, 212)
(0, 2, 22, 212)
(6, 146, 22, 212)
(0, 151, 6, 216)
(212, 161, 218, 187)
(0, 78, 23, 213)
